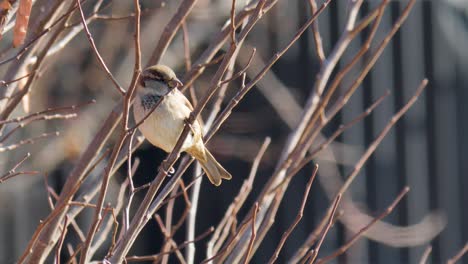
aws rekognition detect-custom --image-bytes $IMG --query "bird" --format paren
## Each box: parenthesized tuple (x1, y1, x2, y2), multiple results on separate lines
(133, 64, 232, 186)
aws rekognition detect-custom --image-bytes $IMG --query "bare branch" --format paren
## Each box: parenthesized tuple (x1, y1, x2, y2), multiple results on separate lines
(230, 0, 237, 45)
(219, 48, 256, 86)
(0, 100, 94, 125)
(55, 216, 69, 264)
(242, 203, 259, 264)
(148, 0, 199, 65)
(307, 0, 325, 63)
(125, 227, 214, 262)
(79, 0, 143, 261)
(268, 165, 318, 264)
(419, 246, 432, 264)
(75, 0, 125, 95)
(154, 215, 187, 264)
(208, 137, 270, 258)
(316, 187, 410, 263)
(0, 169, 39, 182)
(0, 131, 60, 152)
(447, 243, 468, 264)
(308, 194, 341, 263)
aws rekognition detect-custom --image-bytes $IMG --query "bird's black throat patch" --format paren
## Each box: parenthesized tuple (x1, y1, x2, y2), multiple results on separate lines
(141, 94, 162, 111)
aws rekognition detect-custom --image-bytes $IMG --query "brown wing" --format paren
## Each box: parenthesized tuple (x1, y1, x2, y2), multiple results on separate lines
(177, 91, 207, 158)
(180, 92, 205, 128)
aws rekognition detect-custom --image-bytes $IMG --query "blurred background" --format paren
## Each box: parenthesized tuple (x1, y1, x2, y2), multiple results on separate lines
(0, 0, 467, 263)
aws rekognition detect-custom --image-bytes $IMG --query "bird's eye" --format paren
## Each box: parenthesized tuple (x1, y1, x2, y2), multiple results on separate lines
(167, 80, 176, 88)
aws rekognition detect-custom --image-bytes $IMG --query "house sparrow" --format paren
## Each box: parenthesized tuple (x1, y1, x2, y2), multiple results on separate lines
(133, 65, 232, 186)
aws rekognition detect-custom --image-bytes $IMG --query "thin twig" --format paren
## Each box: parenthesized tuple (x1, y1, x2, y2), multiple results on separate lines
(0, 71, 35, 87)
(43, 173, 55, 210)
(170, 180, 193, 237)
(0, 99, 94, 125)
(124, 3, 329, 263)
(148, 0, 199, 65)
(66, 244, 82, 264)
(447, 243, 468, 264)
(125, 227, 214, 262)
(181, 0, 277, 90)
(307, 90, 390, 158)
(0, 131, 60, 152)
(186, 163, 202, 264)
(208, 137, 270, 258)
(266, 90, 388, 195)
(0, 169, 39, 180)
(90, 178, 128, 257)
(186, 11, 251, 262)
(291, 2, 422, 261)
(55, 216, 69, 264)
(268, 165, 318, 264)
(300, 250, 315, 264)
(277, 0, 381, 171)
(206, 0, 330, 142)
(123, 132, 138, 232)
(66, 244, 77, 264)
(30, 146, 111, 261)
(195, 53, 225, 69)
(308, 0, 325, 63)
(242, 203, 259, 264)
(202, 212, 257, 264)
(316, 187, 410, 263)
(219, 48, 256, 85)
(299, 0, 388, 148)
(79, 1, 142, 262)
(19, 132, 112, 262)
(326, 0, 415, 121)
(89, 7, 158, 22)
(0, 1, 76, 128)
(230, 0, 237, 45)
(295, 80, 427, 262)
(308, 195, 342, 263)
(70, 221, 86, 244)
(419, 245, 432, 264)
(154, 215, 187, 264)
(9, 152, 30, 169)
(181, 21, 197, 105)
(223, 1, 384, 260)
(0, 100, 91, 143)
(340, 79, 427, 194)
(157, 174, 202, 209)
(0, 1, 81, 67)
(109, 1, 275, 261)
(160, 184, 180, 264)
(75, 0, 125, 95)
(29, 3, 157, 65)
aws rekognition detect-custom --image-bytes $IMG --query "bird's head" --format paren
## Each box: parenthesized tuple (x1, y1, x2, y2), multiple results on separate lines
(139, 65, 183, 96)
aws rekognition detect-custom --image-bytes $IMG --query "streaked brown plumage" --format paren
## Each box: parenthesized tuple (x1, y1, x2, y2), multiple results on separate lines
(133, 65, 232, 186)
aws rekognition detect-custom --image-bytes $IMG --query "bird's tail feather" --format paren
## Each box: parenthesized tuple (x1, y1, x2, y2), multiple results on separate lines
(199, 149, 232, 186)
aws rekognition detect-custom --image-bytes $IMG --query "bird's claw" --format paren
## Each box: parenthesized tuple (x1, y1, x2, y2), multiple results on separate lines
(160, 160, 175, 175)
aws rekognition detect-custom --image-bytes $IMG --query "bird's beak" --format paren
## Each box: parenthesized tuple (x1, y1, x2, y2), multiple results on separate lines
(169, 77, 183, 88)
